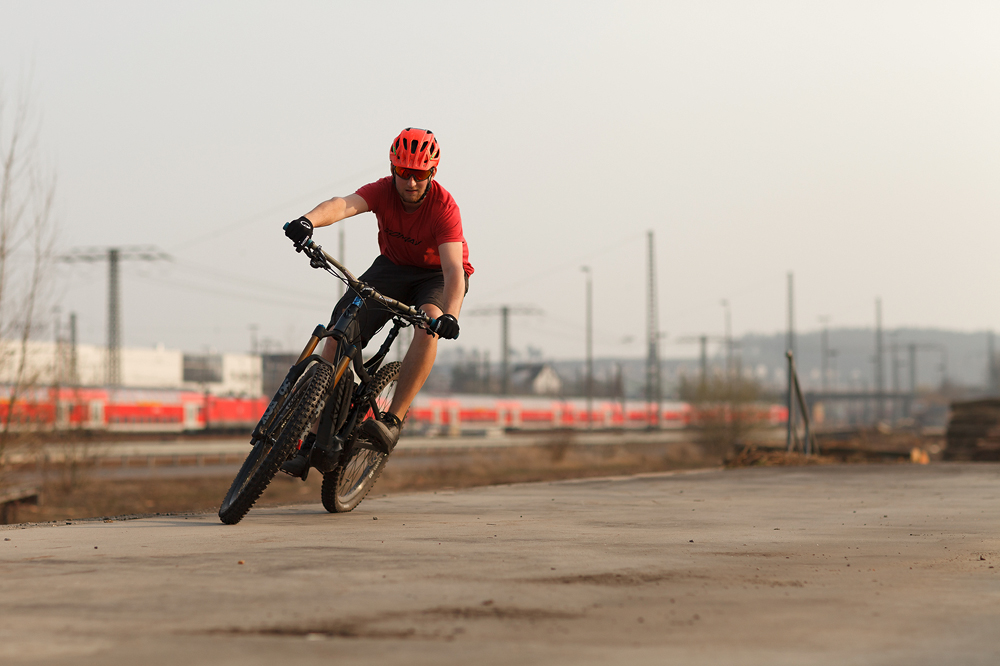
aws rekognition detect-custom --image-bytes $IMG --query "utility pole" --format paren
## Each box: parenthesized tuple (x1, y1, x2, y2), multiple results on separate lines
(616, 362, 626, 428)
(582, 266, 593, 428)
(249, 324, 259, 354)
(989, 330, 998, 395)
(908, 343, 947, 393)
(58, 246, 171, 387)
(501, 306, 510, 395)
(819, 316, 831, 392)
(677, 334, 725, 398)
(891, 334, 900, 425)
(828, 349, 838, 392)
(645, 231, 662, 428)
(908, 342, 917, 395)
(699, 335, 708, 392)
(52, 308, 62, 425)
(721, 299, 732, 381)
(69, 312, 78, 387)
(106, 248, 120, 385)
(466, 305, 543, 395)
(785, 272, 795, 451)
(786, 272, 795, 359)
(875, 298, 884, 422)
(53, 307, 63, 385)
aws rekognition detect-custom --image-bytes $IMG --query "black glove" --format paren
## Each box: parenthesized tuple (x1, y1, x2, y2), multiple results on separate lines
(429, 314, 460, 340)
(284, 216, 313, 244)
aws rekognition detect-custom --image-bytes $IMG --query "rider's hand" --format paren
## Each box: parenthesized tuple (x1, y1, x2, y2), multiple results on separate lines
(429, 314, 460, 340)
(284, 216, 313, 244)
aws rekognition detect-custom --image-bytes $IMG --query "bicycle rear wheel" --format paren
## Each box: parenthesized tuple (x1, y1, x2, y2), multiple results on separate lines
(321, 361, 401, 513)
(219, 361, 332, 524)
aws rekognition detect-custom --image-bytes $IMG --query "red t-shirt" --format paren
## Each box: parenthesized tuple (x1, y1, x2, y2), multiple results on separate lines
(355, 177, 474, 277)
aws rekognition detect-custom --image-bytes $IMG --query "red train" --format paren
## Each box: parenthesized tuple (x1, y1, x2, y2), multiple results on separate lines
(0, 386, 268, 433)
(0, 385, 788, 434)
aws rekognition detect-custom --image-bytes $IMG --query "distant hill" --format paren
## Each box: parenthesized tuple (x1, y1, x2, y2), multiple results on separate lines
(430, 328, 999, 399)
(739, 328, 993, 393)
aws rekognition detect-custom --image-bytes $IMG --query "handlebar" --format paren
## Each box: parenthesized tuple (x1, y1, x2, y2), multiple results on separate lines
(291, 237, 434, 329)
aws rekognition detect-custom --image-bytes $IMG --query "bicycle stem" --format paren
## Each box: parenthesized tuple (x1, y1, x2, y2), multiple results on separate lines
(301, 239, 428, 322)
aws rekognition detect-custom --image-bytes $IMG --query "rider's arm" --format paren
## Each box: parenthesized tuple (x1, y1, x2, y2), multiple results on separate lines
(439, 242, 466, 318)
(303, 193, 370, 228)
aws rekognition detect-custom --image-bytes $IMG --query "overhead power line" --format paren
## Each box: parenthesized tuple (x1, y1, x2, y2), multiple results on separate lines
(58, 246, 172, 387)
(169, 163, 384, 252)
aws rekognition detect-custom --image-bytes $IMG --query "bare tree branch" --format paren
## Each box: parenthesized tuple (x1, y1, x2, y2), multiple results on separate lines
(0, 73, 58, 460)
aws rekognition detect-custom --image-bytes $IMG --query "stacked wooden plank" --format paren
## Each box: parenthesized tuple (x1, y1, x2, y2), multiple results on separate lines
(945, 399, 1000, 460)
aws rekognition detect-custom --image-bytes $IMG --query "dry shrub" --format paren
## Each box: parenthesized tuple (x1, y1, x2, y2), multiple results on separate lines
(680, 374, 767, 459)
(726, 444, 838, 468)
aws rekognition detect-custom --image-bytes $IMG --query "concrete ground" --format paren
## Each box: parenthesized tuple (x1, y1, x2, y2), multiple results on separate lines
(1, 463, 999, 665)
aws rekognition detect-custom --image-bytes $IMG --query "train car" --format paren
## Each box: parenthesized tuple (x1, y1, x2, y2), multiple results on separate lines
(0, 384, 788, 435)
(0, 385, 266, 433)
(404, 395, 697, 434)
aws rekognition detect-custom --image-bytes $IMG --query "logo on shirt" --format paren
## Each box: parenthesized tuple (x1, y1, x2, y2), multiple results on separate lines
(385, 229, 422, 246)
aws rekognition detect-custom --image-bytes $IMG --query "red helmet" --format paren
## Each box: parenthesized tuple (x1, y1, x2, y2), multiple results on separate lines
(389, 128, 441, 170)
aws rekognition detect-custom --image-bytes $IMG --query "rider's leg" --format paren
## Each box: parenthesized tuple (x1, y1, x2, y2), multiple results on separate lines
(387, 303, 442, 418)
(360, 303, 442, 453)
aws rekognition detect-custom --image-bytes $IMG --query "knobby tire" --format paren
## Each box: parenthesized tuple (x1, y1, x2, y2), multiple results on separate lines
(219, 362, 333, 524)
(321, 361, 401, 513)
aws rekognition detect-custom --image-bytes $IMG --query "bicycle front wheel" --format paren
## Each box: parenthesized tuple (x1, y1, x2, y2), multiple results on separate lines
(322, 361, 401, 513)
(219, 361, 332, 524)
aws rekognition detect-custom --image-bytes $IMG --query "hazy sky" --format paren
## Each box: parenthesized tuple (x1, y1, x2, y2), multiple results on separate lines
(2, 1, 999, 363)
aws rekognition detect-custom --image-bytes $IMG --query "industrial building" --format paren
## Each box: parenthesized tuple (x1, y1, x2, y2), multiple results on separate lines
(0, 340, 262, 397)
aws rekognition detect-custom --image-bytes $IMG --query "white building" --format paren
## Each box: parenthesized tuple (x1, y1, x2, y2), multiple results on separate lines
(0, 340, 262, 397)
(509, 363, 563, 396)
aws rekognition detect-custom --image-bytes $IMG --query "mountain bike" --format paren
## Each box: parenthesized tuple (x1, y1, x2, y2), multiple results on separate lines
(218, 235, 437, 525)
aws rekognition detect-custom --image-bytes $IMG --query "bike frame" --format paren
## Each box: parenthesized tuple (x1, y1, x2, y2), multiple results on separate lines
(250, 239, 432, 473)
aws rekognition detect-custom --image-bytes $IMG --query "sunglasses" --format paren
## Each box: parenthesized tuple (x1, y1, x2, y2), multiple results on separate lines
(392, 165, 434, 181)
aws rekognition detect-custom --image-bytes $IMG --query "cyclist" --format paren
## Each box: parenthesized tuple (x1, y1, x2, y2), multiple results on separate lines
(282, 128, 473, 474)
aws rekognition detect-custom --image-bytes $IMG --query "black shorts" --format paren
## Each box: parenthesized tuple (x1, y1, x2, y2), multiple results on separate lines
(329, 255, 470, 348)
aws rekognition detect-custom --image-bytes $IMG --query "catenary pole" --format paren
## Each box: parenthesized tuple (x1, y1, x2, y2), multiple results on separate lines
(582, 266, 593, 428)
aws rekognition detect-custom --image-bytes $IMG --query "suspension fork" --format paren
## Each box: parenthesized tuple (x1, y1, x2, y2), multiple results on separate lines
(312, 340, 390, 470)
(296, 324, 328, 364)
(252, 320, 344, 443)
(309, 304, 409, 466)
(309, 301, 370, 468)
